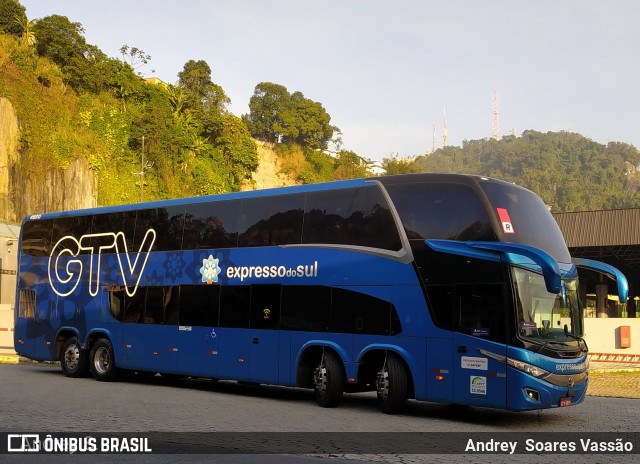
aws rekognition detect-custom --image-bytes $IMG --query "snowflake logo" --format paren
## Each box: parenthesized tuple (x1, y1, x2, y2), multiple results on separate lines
(199, 255, 221, 284)
(163, 252, 185, 282)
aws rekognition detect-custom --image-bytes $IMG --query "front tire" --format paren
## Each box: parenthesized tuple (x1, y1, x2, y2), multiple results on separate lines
(313, 351, 344, 408)
(60, 337, 89, 378)
(89, 338, 118, 382)
(376, 353, 408, 414)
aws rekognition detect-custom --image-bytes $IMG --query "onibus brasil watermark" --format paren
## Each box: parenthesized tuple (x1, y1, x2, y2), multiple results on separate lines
(7, 434, 151, 454)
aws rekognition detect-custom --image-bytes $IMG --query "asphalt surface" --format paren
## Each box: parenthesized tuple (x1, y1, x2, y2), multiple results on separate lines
(1, 359, 638, 464)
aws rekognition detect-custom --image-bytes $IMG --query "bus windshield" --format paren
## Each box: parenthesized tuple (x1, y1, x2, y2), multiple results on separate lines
(512, 267, 584, 347)
(479, 180, 572, 264)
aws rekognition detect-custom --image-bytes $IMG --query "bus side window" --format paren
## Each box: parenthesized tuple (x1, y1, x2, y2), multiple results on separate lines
(21, 219, 53, 257)
(349, 186, 402, 250)
(183, 201, 241, 250)
(143, 286, 165, 324)
(250, 285, 281, 330)
(219, 286, 251, 328)
(123, 289, 145, 323)
(51, 216, 93, 255)
(152, 207, 185, 251)
(281, 286, 331, 332)
(19, 289, 36, 318)
(426, 285, 454, 330)
(109, 287, 125, 322)
(303, 189, 354, 245)
(238, 195, 304, 247)
(455, 284, 506, 343)
(331, 288, 395, 335)
(384, 183, 494, 242)
(179, 285, 220, 327)
(163, 287, 180, 325)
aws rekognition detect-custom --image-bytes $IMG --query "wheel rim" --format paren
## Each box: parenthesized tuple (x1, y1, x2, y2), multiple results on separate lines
(376, 367, 390, 400)
(64, 343, 80, 370)
(313, 362, 327, 394)
(93, 346, 111, 375)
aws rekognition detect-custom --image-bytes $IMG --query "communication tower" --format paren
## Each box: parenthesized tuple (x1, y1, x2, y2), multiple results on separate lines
(442, 107, 448, 147)
(492, 89, 501, 141)
(432, 119, 436, 153)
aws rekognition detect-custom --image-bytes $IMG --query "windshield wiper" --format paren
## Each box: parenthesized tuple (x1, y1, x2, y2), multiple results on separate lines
(564, 324, 589, 353)
(532, 338, 562, 354)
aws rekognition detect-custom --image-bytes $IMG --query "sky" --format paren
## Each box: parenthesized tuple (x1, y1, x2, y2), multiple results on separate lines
(19, 0, 640, 161)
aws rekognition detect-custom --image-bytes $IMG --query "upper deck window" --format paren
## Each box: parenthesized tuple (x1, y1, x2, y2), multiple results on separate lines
(238, 195, 304, 247)
(183, 200, 241, 249)
(302, 185, 402, 251)
(385, 182, 495, 242)
(21, 184, 403, 255)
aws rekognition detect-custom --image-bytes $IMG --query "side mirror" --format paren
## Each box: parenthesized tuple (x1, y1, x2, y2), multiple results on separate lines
(572, 258, 629, 303)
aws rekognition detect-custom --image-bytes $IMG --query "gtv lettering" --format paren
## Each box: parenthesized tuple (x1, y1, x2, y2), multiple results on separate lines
(48, 229, 156, 297)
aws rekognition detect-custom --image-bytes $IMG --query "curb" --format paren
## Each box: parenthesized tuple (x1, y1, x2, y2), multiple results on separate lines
(590, 368, 640, 374)
(0, 355, 19, 364)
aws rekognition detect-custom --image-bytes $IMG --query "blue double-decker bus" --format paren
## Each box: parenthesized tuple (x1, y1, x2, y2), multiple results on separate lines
(14, 173, 627, 413)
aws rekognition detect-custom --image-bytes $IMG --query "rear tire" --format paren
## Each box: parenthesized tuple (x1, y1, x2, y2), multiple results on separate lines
(313, 351, 344, 408)
(89, 338, 118, 382)
(60, 337, 89, 378)
(376, 353, 408, 414)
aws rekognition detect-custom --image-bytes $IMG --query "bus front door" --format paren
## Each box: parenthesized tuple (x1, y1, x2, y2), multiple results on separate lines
(452, 284, 507, 409)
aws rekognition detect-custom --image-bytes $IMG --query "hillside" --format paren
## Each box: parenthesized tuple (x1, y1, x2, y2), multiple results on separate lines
(414, 132, 640, 212)
(0, 25, 358, 220)
(3, 22, 640, 219)
(241, 141, 298, 191)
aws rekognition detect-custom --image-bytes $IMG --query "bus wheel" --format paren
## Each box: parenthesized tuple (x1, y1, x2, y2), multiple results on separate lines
(90, 338, 118, 382)
(376, 354, 408, 414)
(60, 337, 89, 378)
(313, 352, 344, 408)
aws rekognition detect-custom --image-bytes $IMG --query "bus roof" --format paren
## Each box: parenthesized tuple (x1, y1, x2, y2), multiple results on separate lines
(22, 173, 519, 223)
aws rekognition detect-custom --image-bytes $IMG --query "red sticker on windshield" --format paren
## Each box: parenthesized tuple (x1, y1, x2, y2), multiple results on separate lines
(497, 208, 515, 234)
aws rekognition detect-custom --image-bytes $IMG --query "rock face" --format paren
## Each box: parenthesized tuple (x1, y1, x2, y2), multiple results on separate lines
(2, 95, 293, 224)
(0, 97, 98, 223)
(240, 140, 298, 191)
(0, 98, 19, 222)
(625, 161, 640, 198)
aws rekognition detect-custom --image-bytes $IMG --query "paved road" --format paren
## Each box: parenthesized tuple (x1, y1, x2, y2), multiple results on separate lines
(1, 363, 638, 464)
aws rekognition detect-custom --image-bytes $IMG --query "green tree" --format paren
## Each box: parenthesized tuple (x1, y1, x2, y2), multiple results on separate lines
(244, 83, 336, 150)
(14, 13, 36, 47)
(33, 15, 87, 67)
(0, 0, 25, 36)
(332, 150, 368, 180)
(301, 150, 334, 183)
(214, 113, 258, 188)
(382, 156, 420, 175)
(243, 82, 290, 143)
(280, 91, 334, 150)
(119, 44, 151, 75)
(102, 57, 145, 111)
(178, 59, 229, 111)
(32, 14, 106, 92)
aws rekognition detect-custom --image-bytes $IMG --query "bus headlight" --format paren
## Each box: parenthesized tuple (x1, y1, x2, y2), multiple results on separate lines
(506, 358, 550, 378)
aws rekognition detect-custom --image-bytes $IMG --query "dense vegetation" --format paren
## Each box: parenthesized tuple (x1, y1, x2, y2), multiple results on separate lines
(413, 132, 640, 212)
(0, 1, 369, 206)
(2, 0, 639, 213)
